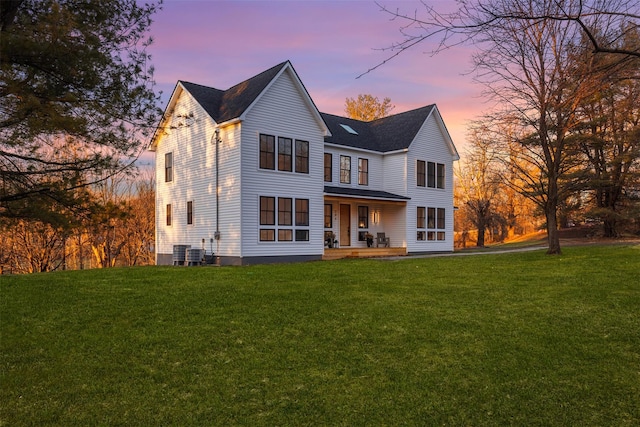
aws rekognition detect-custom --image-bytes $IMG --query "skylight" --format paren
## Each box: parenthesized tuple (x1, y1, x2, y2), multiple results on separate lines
(340, 124, 358, 135)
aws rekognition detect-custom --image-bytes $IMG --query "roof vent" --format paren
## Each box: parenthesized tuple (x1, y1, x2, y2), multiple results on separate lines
(340, 124, 358, 135)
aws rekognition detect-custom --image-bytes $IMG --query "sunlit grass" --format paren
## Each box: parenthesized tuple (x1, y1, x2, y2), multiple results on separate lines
(2, 245, 639, 425)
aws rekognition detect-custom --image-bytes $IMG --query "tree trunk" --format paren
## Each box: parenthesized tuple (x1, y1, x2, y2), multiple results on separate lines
(477, 220, 486, 247)
(545, 203, 562, 255)
(603, 217, 619, 238)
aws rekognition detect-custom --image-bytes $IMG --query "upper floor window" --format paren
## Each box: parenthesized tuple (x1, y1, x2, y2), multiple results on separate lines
(358, 158, 368, 186)
(324, 153, 332, 182)
(165, 152, 173, 182)
(295, 140, 309, 174)
(427, 161, 436, 188)
(278, 137, 292, 172)
(427, 162, 446, 188)
(340, 155, 351, 184)
(417, 160, 425, 187)
(187, 201, 193, 225)
(437, 163, 445, 189)
(260, 134, 275, 170)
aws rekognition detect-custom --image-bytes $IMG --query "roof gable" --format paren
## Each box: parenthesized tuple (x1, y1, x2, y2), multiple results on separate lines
(180, 61, 288, 124)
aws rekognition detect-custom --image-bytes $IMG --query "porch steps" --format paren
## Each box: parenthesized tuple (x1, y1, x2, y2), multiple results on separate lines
(322, 247, 407, 261)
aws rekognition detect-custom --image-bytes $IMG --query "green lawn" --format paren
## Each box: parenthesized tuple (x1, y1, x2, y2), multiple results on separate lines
(2, 245, 639, 426)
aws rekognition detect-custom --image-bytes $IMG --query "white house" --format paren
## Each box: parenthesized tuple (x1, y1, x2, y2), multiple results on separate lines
(149, 61, 459, 265)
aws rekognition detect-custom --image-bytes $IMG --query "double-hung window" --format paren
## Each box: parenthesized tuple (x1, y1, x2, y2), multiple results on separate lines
(437, 207, 446, 240)
(278, 137, 292, 172)
(358, 158, 368, 186)
(260, 134, 275, 170)
(324, 153, 332, 182)
(417, 160, 426, 187)
(427, 161, 436, 188)
(278, 197, 293, 241)
(295, 140, 309, 174)
(340, 155, 351, 184)
(295, 199, 309, 241)
(259, 196, 275, 241)
(437, 163, 445, 189)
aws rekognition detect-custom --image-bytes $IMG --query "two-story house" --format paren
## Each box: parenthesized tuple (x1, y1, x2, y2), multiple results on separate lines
(149, 61, 459, 265)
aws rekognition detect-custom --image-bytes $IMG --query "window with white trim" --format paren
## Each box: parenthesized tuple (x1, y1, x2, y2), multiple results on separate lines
(358, 158, 369, 186)
(340, 155, 351, 184)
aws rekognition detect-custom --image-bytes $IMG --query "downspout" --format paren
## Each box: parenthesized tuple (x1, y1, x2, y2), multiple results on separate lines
(213, 128, 221, 264)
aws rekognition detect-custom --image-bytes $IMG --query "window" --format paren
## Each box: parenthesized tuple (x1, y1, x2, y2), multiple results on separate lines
(260, 196, 276, 241)
(437, 208, 445, 230)
(358, 206, 368, 229)
(295, 140, 309, 173)
(278, 229, 293, 241)
(340, 155, 351, 184)
(417, 160, 425, 187)
(278, 197, 292, 226)
(358, 158, 368, 186)
(260, 229, 275, 241)
(259, 196, 309, 243)
(166, 204, 172, 226)
(324, 153, 332, 182)
(419, 207, 446, 241)
(259, 134, 275, 170)
(427, 207, 436, 229)
(260, 196, 275, 225)
(324, 204, 332, 228)
(165, 152, 173, 182)
(295, 199, 309, 226)
(278, 137, 292, 172)
(427, 161, 436, 188)
(437, 163, 445, 189)
(417, 207, 426, 229)
(187, 201, 193, 225)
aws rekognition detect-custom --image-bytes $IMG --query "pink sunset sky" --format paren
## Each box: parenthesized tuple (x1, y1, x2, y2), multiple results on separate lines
(147, 0, 486, 156)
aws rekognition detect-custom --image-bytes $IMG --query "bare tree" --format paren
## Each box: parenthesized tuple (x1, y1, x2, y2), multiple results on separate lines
(363, 0, 640, 78)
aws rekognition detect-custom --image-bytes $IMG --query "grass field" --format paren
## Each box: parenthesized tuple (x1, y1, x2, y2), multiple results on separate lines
(2, 245, 639, 426)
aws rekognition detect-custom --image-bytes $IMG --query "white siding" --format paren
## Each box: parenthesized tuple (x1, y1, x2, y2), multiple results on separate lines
(239, 68, 326, 258)
(154, 88, 243, 260)
(405, 112, 457, 253)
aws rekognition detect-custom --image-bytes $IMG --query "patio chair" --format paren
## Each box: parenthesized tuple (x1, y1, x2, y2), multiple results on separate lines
(376, 232, 390, 248)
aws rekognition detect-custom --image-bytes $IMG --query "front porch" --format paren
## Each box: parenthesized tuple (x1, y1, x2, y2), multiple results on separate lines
(322, 246, 407, 261)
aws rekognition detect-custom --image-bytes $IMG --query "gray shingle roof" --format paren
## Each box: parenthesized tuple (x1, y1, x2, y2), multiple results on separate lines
(178, 61, 436, 154)
(322, 104, 435, 152)
(179, 61, 289, 123)
(324, 186, 410, 201)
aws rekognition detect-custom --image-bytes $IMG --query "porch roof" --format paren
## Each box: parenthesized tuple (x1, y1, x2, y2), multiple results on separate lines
(324, 186, 410, 202)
